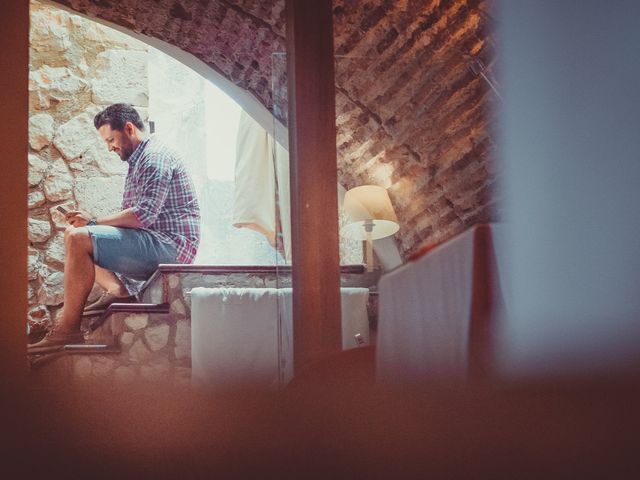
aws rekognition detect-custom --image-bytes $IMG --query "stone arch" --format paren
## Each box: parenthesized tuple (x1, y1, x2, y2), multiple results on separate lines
(47, 0, 286, 142)
(47, 0, 499, 261)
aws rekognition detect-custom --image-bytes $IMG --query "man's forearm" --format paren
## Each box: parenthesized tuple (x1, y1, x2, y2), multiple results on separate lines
(96, 208, 143, 228)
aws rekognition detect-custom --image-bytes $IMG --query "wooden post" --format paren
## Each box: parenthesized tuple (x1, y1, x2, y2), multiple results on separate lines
(0, 0, 29, 381)
(468, 225, 501, 379)
(286, 0, 342, 373)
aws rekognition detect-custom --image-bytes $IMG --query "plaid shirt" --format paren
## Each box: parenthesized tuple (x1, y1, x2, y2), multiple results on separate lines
(122, 136, 200, 263)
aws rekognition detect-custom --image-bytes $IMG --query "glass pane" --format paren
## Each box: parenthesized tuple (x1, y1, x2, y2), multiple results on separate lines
(270, 50, 376, 384)
(270, 51, 293, 386)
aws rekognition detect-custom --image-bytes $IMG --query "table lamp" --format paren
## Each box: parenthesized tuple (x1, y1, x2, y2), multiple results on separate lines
(342, 185, 399, 272)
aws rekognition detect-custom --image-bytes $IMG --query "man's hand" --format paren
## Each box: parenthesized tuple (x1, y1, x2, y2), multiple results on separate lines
(63, 208, 142, 229)
(66, 210, 93, 227)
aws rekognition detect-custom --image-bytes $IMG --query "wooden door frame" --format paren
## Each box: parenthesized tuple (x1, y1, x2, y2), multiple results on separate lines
(286, 0, 342, 373)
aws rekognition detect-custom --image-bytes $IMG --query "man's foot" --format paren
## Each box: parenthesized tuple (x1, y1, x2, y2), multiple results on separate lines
(28, 328, 85, 355)
(83, 292, 136, 316)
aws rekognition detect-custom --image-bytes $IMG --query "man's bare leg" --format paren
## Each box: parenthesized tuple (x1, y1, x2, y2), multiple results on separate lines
(94, 265, 129, 297)
(55, 226, 96, 334)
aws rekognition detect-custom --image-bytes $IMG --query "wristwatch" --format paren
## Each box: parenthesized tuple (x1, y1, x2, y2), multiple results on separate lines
(87, 218, 97, 226)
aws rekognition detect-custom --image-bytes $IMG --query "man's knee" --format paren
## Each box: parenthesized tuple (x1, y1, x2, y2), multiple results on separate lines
(64, 226, 92, 254)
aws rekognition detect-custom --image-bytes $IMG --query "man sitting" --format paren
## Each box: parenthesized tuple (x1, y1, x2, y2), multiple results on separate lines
(29, 103, 201, 353)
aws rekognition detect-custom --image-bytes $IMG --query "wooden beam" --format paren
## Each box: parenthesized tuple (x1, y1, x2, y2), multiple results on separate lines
(286, 0, 342, 372)
(0, 0, 29, 381)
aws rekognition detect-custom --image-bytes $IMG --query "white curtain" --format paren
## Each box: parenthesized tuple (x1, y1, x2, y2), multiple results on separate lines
(191, 287, 370, 390)
(232, 111, 291, 262)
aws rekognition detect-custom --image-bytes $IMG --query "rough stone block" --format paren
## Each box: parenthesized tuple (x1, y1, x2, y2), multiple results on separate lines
(168, 274, 180, 289)
(37, 269, 64, 306)
(144, 324, 170, 352)
(45, 233, 66, 267)
(30, 8, 72, 54)
(171, 298, 186, 317)
(28, 154, 48, 187)
(128, 339, 152, 363)
(43, 159, 73, 202)
(29, 66, 89, 110)
(28, 218, 52, 243)
(174, 320, 190, 360)
(28, 190, 46, 209)
(29, 113, 55, 150)
(119, 331, 135, 347)
(124, 313, 149, 331)
(28, 248, 41, 281)
(53, 112, 99, 160)
(92, 50, 148, 106)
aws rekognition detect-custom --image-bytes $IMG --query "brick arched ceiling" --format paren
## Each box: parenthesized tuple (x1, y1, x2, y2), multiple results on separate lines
(50, 0, 498, 258)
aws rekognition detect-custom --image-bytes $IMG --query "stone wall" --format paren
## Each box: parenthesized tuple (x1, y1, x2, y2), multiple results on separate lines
(27, 0, 149, 334)
(75, 310, 191, 385)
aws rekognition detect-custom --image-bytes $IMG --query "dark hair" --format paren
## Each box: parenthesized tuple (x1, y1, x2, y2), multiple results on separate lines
(94, 103, 145, 131)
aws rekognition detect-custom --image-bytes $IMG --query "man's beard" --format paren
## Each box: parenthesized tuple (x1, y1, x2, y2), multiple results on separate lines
(119, 142, 135, 161)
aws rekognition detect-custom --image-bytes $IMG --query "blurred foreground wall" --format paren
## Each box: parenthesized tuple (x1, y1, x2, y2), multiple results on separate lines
(497, 0, 640, 376)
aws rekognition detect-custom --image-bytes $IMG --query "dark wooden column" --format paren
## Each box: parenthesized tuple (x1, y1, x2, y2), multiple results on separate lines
(0, 0, 29, 380)
(286, 0, 342, 373)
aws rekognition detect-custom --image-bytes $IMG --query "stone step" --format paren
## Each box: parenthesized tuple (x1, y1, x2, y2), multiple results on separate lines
(29, 344, 123, 369)
(85, 302, 170, 332)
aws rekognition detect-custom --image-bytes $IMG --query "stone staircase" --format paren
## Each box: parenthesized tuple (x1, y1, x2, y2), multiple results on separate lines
(30, 264, 378, 385)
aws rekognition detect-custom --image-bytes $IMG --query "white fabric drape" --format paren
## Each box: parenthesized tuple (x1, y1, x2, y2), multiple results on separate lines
(376, 227, 478, 383)
(232, 111, 291, 261)
(191, 287, 370, 390)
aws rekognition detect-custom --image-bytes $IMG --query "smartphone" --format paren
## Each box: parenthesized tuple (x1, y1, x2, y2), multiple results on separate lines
(56, 205, 69, 215)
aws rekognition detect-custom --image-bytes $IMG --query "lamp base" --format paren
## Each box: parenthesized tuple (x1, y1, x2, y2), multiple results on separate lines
(365, 235, 373, 273)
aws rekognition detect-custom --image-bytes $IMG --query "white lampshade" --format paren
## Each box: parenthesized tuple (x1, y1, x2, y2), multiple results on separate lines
(342, 185, 399, 240)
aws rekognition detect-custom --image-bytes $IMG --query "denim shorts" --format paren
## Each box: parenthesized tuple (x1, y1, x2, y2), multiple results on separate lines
(86, 226, 178, 281)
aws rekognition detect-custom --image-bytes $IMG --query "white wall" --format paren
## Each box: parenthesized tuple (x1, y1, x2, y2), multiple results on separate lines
(497, 0, 640, 377)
